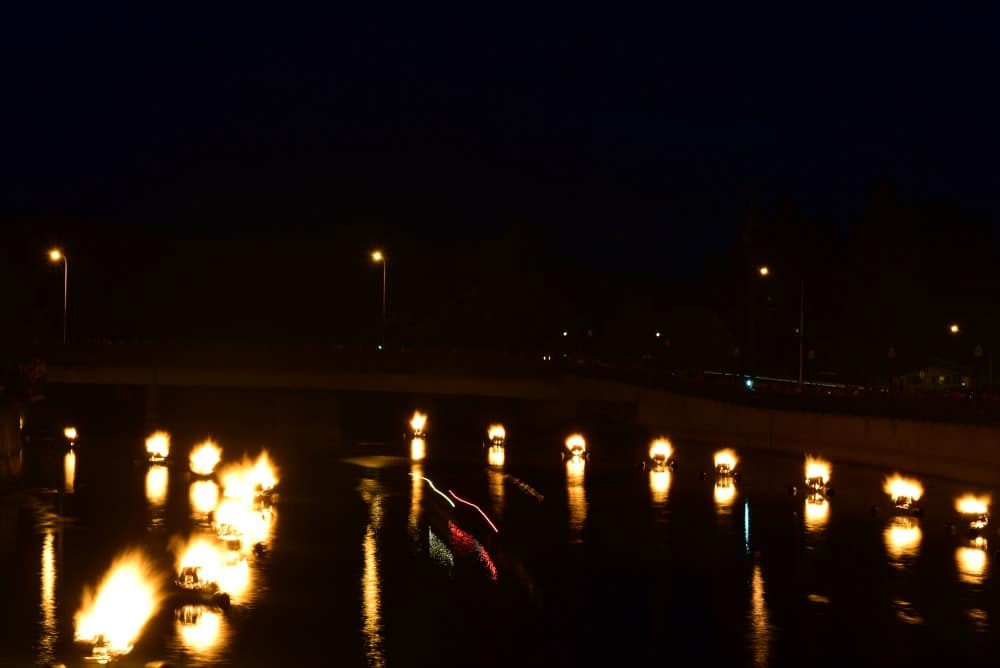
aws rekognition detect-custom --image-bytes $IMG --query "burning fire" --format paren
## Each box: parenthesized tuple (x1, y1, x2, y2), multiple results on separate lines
(488, 424, 506, 444)
(190, 439, 222, 476)
(956, 494, 990, 516)
(714, 449, 737, 474)
(190, 480, 220, 515)
(649, 438, 673, 463)
(410, 411, 428, 436)
(565, 434, 587, 457)
(214, 498, 274, 548)
(74, 549, 164, 660)
(145, 431, 170, 461)
(410, 437, 426, 462)
(64, 426, 78, 442)
(487, 445, 505, 468)
(883, 474, 924, 504)
(805, 456, 831, 485)
(219, 451, 279, 503)
(171, 535, 223, 586)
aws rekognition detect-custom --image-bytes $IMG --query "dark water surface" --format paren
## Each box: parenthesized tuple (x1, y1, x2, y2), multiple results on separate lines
(2, 390, 999, 667)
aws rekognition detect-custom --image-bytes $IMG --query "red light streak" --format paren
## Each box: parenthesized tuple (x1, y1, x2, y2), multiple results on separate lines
(448, 490, 499, 533)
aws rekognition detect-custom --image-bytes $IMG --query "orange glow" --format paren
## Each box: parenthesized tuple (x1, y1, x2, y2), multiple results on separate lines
(63, 426, 78, 441)
(74, 550, 164, 660)
(956, 494, 990, 516)
(956, 546, 987, 585)
(190, 480, 220, 515)
(219, 451, 279, 503)
(883, 474, 923, 504)
(565, 433, 587, 457)
(488, 468, 505, 519)
(171, 535, 224, 586)
(648, 438, 673, 464)
(714, 479, 736, 507)
(487, 424, 506, 443)
(39, 530, 57, 664)
(64, 450, 76, 494)
(950, 323, 960, 334)
(49, 249, 63, 261)
(190, 439, 222, 476)
(804, 455, 831, 485)
(758, 265, 769, 277)
(176, 605, 225, 654)
(410, 437, 426, 462)
(214, 498, 274, 548)
(714, 449, 738, 474)
(409, 411, 427, 436)
(884, 516, 922, 564)
(487, 445, 505, 467)
(371, 250, 384, 262)
(649, 470, 671, 505)
(749, 563, 771, 667)
(145, 465, 168, 507)
(566, 457, 587, 543)
(145, 431, 170, 461)
(804, 494, 829, 531)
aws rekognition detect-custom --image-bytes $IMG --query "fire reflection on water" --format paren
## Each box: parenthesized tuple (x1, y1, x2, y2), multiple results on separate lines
(748, 562, 772, 668)
(649, 469, 670, 508)
(190, 480, 220, 517)
(956, 545, 988, 586)
(359, 478, 385, 668)
(803, 495, 829, 533)
(566, 457, 588, 544)
(488, 468, 505, 520)
(409, 463, 423, 543)
(146, 465, 169, 527)
(38, 530, 57, 664)
(884, 516, 922, 569)
(175, 605, 227, 657)
(63, 450, 76, 495)
(715, 479, 736, 513)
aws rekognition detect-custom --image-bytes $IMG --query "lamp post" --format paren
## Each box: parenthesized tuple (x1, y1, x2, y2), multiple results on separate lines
(48, 249, 68, 344)
(371, 250, 387, 347)
(759, 266, 805, 386)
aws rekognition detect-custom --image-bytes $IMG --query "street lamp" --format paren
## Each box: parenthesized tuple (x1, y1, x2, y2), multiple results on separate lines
(371, 250, 387, 347)
(949, 323, 960, 335)
(758, 265, 805, 386)
(48, 249, 68, 344)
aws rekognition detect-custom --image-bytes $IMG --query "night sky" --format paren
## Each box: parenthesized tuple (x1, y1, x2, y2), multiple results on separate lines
(2, 2, 999, 360)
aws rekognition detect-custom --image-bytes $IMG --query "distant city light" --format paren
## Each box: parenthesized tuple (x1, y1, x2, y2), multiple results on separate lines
(758, 265, 769, 277)
(562, 331, 568, 337)
(949, 323, 960, 334)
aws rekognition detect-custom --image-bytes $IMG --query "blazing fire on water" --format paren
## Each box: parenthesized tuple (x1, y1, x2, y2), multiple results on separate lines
(487, 424, 506, 445)
(884, 474, 923, 508)
(805, 456, 831, 486)
(190, 439, 223, 476)
(145, 431, 171, 462)
(956, 495, 990, 516)
(714, 449, 737, 475)
(648, 438, 673, 468)
(565, 434, 587, 458)
(74, 549, 164, 662)
(219, 451, 279, 503)
(410, 411, 428, 437)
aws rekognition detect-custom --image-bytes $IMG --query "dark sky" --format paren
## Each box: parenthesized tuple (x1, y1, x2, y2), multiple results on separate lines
(2, 2, 999, 346)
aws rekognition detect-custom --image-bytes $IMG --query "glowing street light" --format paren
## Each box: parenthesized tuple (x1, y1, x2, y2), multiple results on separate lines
(371, 250, 387, 347)
(949, 323, 960, 334)
(758, 265, 769, 277)
(48, 249, 68, 343)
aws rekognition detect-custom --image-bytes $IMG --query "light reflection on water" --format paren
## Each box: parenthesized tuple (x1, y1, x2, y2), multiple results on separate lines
(38, 529, 57, 664)
(63, 450, 76, 495)
(803, 495, 829, 534)
(488, 468, 505, 520)
(359, 478, 385, 668)
(173, 605, 229, 662)
(409, 463, 423, 543)
(649, 469, 670, 509)
(956, 545, 988, 586)
(565, 457, 587, 544)
(714, 478, 737, 513)
(748, 562, 772, 668)
(146, 465, 169, 527)
(884, 516, 921, 569)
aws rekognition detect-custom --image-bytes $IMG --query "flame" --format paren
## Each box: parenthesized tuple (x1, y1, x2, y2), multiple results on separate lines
(565, 433, 587, 456)
(146, 465, 169, 506)
(714, 479, 736, 506)
(176, 605, 224, 654)
(64, 450, 76, 494)
(64, 426, 78, 441)
(649, 438, 673, 463)
(410, 411, 427, 435)
(714, 449, 737, 472)
(883, 474, 923, 503)
(410, 437, 426, 462)
(190, 440, 222, 476)
(145, 431, 170, 460)
(804, 495, 829, 530)
(487, 445, 505, 468)
(217, 555, 251, 601)
(172, 535, 224, 585)
(956, 546, 988, 585)
(190, 480, 220, 515)
(956, 494, 990, 516)
(649, 470, 671, 505)
(214, 498, 274, 548)
(220, 451, 279, 502)
(487, 424, 506, 442)
(804, 455, 831, 485)
(884, 516, 922, 563)
(74, 549, 164, 659)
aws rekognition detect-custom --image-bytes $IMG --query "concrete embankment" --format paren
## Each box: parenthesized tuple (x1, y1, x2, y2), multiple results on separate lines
(638, 390, 1000, 486)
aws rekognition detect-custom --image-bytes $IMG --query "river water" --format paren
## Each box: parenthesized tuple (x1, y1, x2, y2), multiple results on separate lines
(1, 389, 998, 666)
